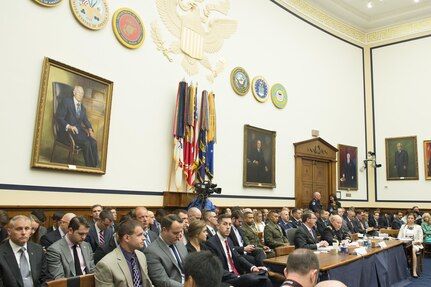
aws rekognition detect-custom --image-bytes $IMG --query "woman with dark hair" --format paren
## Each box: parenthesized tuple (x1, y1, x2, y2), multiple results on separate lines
(398, 212, 423, 278)
(28, 214, 43, 244)
(328, 194, 341, 214)
(186, 220, 208, 253)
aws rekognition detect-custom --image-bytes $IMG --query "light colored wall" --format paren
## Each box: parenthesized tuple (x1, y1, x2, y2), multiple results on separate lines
(372, 36, 431, 203)
(0, 0, 365, 207)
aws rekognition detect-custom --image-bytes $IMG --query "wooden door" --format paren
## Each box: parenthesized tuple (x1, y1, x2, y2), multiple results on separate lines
(298, 159, 329, 209)
(294, 138, 337, 210)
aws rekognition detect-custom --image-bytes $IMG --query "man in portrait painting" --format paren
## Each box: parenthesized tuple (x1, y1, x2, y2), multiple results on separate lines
(247, 139, 270, 183)
(55, 85, 99, 167)
(341, 152, 356, 188)
(394, 142, 408, 177)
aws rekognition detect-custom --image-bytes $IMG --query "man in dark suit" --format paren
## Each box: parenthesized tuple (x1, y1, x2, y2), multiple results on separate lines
(46, 216, 95, 280)
(294, 212, 329, 250)
(55, 85, 98, 167)
(344, 210, 356, 234)
(394, 142, 408, 177)
(144, 214, 188, 287)
(289, 208, 303, 228)
(85, 209, 114, 252)
(0, 210, 9, 243)
(392, 212, 404, 229)
(40, 213, 76, 250)
(206, 214, 271, 287)
(316, 210, 329, 236)
(95, 219, 152, 287)
(0, 215, 47, 287)
(204, 210, 218, 240)
(134, 207, 158, 248)
(278, 209, 293, 237)
(229, 211, 265, 266)
(47, 211, 65, 233)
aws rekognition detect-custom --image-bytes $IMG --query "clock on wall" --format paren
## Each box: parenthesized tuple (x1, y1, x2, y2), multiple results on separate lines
(70, 0, 109, 30)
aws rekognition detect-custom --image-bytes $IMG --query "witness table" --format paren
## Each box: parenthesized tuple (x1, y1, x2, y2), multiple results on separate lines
(264, 240, 410, 287)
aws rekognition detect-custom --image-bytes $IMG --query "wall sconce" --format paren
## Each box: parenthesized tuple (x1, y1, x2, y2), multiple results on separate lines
(360, 151, 382, 172)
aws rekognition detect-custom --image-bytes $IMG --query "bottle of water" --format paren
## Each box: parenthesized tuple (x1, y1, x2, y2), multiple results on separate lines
(363, 235, 368, 247)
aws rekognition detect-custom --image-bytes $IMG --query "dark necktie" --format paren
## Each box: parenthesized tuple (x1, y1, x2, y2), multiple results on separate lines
(169, 244, 184, 274)
(72, 245, 83, 275)
(144, 231, 151, 247)
(130, 255, 141, 287)
(224, 240, 239, 276)
(76, 103, 81, 117)
(19, 247, 32, 287)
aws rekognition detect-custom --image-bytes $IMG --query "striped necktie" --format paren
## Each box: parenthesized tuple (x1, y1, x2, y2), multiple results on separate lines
(99, 230, 105, 245)
(130, 255, 141, 287)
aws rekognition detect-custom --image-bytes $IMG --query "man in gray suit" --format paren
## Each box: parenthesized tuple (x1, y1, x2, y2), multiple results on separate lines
(46, 216, 95, 280)
(144, 214, 188, 287)
(95, 219, 152, 287)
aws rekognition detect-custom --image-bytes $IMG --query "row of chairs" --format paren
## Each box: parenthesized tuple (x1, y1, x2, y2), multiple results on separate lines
(46, 274, 94, 287)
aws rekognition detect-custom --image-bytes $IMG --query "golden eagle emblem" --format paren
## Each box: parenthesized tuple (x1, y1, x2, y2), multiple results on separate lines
(151, 0, 237, 83)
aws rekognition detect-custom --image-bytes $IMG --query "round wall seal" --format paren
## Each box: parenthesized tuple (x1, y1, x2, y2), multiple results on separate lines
(112, 8, 145, 49)
(70, 0, 109, 30)
(33, 0, 63, 7)
(252, 76, 269, 103)
(230, 67, 250, 96)
(271, 83, 288, 109)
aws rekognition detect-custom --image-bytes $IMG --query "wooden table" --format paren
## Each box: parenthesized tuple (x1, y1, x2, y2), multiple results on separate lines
(264, 240, 410, 287)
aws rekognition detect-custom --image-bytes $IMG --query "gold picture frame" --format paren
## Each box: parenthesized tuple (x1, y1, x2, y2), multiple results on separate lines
(385, 136, 418, 180)
(243, 125, 276, 188)
(424, 140, 431, 180)
(31, 57, 114, 174)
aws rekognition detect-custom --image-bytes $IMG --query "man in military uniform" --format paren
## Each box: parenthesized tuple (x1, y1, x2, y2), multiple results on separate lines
(320, 215, 349, 245)
(309, 192, 323, 212)
(289, 208, 303, 228)
(264, 210, 289, 249)
(240, 211, 275, 258)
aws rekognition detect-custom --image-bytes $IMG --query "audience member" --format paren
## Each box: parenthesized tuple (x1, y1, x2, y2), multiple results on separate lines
(85, 209, 114, 252)
(421, 212, 431, 243)
(309, 192, 322, 212)
(290, 208, 303, 228)
(144, 214, 188, 287)
(294, 211, 328, 250)
(315, 280, 347, 287)
(253, 210, 265, 233)
(95, 219, 152, 286)
(0, 215, 47, 286)
(241, 211, 274, 258)
(90, 204, 103, 226)
(30, 210, 47, 238)
(204, 210, 218, 239)
(28, 214, 43, 244)
(40, 213, 76, 250)
(47, 211, 65, 233)
(0, 210, 9, 242)
(398, 212, 423, 278)
(105, 206, 118, 232)
(262, 209, 269, 223)
(186, 220, 208, 253)
(278, 209, 293, 237)
(344, 210, 356, 234)
(220, 208, 232, 216)
(328, 194, 341, 214)
(264, 210, 289, 249)
(320, 215, 349, 245)
(135, 207, 158, 249)
(173, 209, 189, 244)
(230, 211, 266, 266)
(155, 208, 166, 232)
(187, 207, 202, 224)
(392, 211, 404, 229)
(184, 251, 223, 287)
(281, 248, 319, 287)
(206, 214, 271, 287)
(46, 216, 95, 279)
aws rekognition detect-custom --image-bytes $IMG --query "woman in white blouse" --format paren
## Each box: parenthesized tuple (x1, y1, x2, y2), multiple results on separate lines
(398, 212, 423, 278)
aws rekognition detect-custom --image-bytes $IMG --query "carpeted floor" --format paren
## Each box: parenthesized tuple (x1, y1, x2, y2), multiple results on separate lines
(405, 256, 431, 286)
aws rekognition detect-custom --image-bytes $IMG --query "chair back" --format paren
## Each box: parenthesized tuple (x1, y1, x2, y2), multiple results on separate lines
(46, 274, 95, 287)
(287, 228, 297, 244)
(52, 82, 74, 138)
(379, 228, 399, 237)
(275, 245, 295, 256)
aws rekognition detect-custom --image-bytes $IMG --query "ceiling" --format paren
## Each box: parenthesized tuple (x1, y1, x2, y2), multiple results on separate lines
(305, 0, 431, 31)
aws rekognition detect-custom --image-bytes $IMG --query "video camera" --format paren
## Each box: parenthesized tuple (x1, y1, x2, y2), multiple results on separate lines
(194, 181, 222, 196)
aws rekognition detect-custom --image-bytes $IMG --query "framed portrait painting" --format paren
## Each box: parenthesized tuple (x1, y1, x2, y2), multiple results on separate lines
(424, 140, 431, 180)
(243, 125, 276, 188)
(31, 57, 114, 174)
(338, 144, 358, 190)
(385, 136, 418, 180)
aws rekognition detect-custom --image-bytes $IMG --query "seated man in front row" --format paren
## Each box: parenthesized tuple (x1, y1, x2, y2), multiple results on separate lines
(294, 211, 329, 250)
(206, 213, 272, 287)
(144, 214, 188, 287)
(320, 215, 350, 245)
(46, 216, 95, 280)
(281, 249, 320, 287)
(95, 219, 152, 286)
